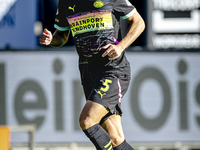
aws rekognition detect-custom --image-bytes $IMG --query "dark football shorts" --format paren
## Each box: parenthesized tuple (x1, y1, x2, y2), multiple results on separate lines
(83, 74, 130, 124)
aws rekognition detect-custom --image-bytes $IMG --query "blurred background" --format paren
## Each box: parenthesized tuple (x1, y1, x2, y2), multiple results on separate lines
(0, 0, 200, 150)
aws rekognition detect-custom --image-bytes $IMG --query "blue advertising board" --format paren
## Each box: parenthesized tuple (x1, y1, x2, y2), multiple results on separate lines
(0, 0, 41, 50)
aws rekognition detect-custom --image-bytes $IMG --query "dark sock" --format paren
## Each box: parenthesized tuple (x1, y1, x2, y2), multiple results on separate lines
(83, 124, 113, 150)
(113, 140, 134, 150)
(113, 140, 126, 150)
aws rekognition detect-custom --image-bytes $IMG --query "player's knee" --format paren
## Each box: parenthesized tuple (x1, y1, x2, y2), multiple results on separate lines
(79, 116, 93, 130)
(79, 118, 87, 129)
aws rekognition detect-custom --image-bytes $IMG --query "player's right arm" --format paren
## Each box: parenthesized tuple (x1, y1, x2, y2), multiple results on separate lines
(39, 28, 70, 47)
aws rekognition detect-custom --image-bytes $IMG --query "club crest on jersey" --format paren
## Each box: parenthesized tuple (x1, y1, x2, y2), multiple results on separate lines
(94, 0, 104, 8)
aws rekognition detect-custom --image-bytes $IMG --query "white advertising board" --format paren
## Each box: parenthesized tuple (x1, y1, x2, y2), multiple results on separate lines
(0, 50, 200, 143)
(148, 0, 200, 49)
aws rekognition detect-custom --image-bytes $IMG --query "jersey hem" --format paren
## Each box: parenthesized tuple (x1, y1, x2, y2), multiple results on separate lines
(54, 24, 71, 31)
(121, 8, 136, 20)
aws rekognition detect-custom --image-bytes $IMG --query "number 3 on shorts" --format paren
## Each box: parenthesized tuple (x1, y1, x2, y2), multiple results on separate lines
(100, 79, 112, 92)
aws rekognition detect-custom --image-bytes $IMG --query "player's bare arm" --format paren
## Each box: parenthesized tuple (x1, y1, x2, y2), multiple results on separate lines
(39, 29, 70, 47)
(102, 11, 145, 60)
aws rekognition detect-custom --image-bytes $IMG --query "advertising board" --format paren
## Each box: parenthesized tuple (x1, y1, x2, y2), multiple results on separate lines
(148, 0, 200, 49)
(0, 50, 200, 143)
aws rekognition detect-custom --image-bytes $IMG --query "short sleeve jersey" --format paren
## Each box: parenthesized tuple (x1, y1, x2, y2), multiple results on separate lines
(54, 0, 136, 83)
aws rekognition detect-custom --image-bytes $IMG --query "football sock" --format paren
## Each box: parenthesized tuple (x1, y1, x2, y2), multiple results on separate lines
(83, 123, 113, 150)
(113, 140, 134, 150)
(113, 140, 126, 150)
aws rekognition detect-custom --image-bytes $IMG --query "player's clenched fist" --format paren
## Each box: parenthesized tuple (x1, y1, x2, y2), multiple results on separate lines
(39, 28, 53, 46)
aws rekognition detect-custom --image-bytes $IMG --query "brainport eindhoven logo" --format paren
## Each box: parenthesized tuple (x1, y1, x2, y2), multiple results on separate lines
(0, 0, 16, 29)
(150, 0, 200, 49)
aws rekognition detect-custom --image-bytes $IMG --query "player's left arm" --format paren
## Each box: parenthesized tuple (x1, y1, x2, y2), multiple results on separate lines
(102, 11, 145, 60)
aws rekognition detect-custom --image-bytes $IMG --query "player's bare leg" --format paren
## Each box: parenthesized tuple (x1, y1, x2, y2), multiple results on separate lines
(79, 100, 109, 130)
(101, 114, 125, 147)
(101, 114, 134, 150)
(79, 100, 113, 150)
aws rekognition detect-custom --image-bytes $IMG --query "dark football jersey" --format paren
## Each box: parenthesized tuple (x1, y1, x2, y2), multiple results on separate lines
(54, 0, 136, 85)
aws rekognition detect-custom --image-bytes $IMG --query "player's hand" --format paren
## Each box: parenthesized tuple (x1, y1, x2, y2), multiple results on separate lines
(39, 28, 53, 46)
(102, 44, 123, 60)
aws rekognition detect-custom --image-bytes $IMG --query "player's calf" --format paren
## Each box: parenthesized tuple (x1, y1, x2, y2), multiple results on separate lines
(111, 135, 125, 148)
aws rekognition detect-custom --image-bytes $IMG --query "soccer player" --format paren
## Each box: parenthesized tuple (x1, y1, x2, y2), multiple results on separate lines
(39, 0, 145, 149)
